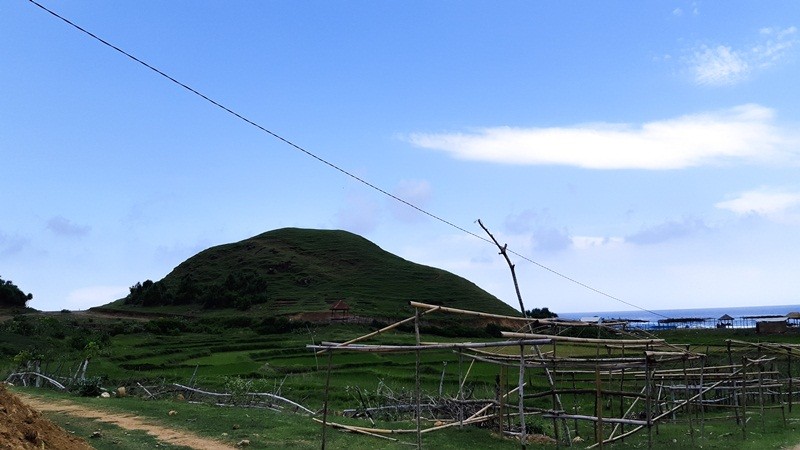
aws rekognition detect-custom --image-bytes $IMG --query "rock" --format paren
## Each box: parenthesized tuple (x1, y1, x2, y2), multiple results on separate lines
(90, 431, 102, 439)
(175, 393, 185, 401)
(100, 392, 111, 398)
(117, 386, 127, 397)
(232, 424, 240, 430)
(237, 439, 251, 447)
(572, 436, 584, 443)
(168, 410, 178, 416)
(434, 421, 444, 427)
(527, 434, 557, 445)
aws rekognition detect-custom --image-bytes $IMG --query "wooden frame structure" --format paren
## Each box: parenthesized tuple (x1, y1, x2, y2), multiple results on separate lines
(308, 301, 796, 449)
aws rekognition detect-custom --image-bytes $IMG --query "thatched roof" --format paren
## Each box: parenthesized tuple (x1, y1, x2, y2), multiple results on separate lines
(718, 314, 734, 321)
(787, 312, 800, 319)
(330, 300, 350, 311)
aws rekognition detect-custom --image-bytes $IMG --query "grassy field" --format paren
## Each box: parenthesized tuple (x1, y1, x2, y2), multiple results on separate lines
(7, 312, 800, 448)
(14, 383, 800, 449)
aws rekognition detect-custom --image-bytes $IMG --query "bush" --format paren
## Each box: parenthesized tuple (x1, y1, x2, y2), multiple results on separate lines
(72, 376, 105, 397)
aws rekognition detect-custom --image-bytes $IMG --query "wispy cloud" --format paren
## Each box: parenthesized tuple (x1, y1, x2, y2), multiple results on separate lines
(626, 218, 710, 245)
(0, 232, 29, 257)
(503, 209, 572, 252)
(689, 26, 797, 86)
(389, 179, 432, 222)
(334, 191, 382, 234)
(716, 188, 800, 217)
(46, 216, 91, 237)
(692, 45, 749, 85)
(408, 104, 791, 170)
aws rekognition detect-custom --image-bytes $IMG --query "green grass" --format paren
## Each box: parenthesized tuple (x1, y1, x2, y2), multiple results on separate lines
(15, 386, 800, 449)
(15, 387, 523, 449)
(96, 227, 520, 318)
(9, 314, 800, 448)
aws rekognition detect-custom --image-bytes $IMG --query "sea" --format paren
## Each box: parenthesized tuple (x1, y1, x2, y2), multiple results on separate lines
(557, 304, 800, 330)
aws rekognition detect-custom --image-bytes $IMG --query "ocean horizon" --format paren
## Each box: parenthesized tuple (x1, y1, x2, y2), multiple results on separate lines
(557, 304, 800, 323)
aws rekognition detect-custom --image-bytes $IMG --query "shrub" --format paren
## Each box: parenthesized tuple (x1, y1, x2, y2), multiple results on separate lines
(72, 376, 105, 397)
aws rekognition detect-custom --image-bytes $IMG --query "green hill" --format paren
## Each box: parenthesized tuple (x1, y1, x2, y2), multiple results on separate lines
(102, 228, 519, 319)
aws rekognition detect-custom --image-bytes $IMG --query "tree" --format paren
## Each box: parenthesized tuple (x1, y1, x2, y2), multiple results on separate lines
(525, 307, 558, 319)
(0, 276, 32, 308)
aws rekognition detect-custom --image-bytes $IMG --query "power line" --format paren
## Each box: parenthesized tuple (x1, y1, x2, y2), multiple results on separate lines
(27, 0, 670, 320)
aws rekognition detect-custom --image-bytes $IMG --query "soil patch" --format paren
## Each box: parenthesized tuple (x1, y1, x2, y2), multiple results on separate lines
(12, 390, 236, 450)
(0, 383, 93, 449)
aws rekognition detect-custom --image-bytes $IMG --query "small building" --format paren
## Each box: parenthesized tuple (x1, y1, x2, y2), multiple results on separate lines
(717, 314, 734, 328)
(329, 300, 350, 322)
(756, 317, 788, 334)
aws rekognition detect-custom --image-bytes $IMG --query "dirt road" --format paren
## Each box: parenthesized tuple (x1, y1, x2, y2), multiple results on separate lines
(15, 393, 237, 450)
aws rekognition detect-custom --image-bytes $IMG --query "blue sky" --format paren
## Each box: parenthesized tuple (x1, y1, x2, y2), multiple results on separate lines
(3, 1, 800, 313)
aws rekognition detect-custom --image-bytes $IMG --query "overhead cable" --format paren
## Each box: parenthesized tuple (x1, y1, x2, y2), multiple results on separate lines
(27, 0, 669, 319)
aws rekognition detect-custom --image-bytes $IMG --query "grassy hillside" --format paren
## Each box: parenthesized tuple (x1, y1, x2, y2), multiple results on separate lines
(101, 228, 519, 319)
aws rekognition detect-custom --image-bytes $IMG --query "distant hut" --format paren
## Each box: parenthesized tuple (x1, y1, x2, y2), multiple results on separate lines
(717, 314, 734, 328)
(329, 300, 350, 322)
(788, 312, 800, 327)
(756, 317, 788, 334)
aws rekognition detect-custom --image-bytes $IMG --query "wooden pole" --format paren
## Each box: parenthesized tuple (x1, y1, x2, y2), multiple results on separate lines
(519, 344, 527, 450)
(321, 351, 333, 450)
(740, 356, 747, 440)
(595, 364, 603, 447)
(789, 351, 794, 413)
(727, 341, 741, 425)
(682, 357, 694, 446)
(458, 350, 464, 427)
(645, 355, 652, 450)
(317, 307, 440, 354)
(414, 308, 422, 449)
(699, 354, 706, 437)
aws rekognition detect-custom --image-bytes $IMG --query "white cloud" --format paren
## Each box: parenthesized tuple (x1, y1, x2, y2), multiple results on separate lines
(716, 188, 800, 217)
(689, 26, 797, 86)
(572, 236, 624, 250)
(753, 26, 798, 68)
(65, 285, 128, 310)
(692, 45, 749, 85)
(408, 104, 791, 170)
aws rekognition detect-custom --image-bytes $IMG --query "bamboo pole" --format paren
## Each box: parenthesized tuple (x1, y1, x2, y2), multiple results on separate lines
(315, 307, 441, 354)
(313, 418, 399, 442)
(311, 339, 551, 353)
(502, 332, 664, 346)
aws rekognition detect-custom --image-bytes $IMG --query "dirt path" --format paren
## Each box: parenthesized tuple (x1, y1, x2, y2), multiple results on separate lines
(15, 393, 237, 450)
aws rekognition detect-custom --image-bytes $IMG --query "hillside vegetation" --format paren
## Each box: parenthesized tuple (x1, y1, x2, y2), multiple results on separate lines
(103, 228, 519, 319)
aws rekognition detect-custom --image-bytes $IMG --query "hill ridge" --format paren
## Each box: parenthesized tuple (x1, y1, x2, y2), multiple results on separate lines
(104, 228, 519, 318)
